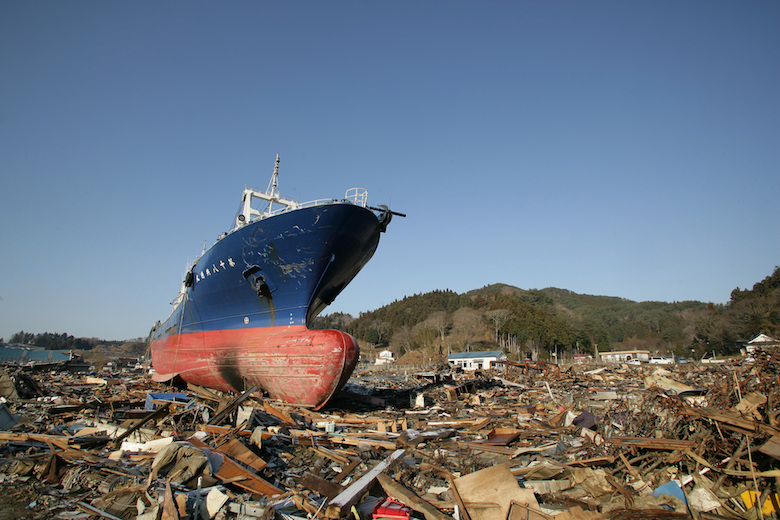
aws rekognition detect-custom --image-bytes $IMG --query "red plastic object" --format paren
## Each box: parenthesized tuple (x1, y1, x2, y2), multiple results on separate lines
(373, 498, 412, 520)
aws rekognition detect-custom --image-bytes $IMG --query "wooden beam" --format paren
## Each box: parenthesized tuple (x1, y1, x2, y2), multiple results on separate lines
(216, 438, 268, 472)
(377, 474, 452, 520)
(300, 472, 346, 500)
(610, 436, 695, 450)
(207, 386, 258, 426)
(326, 449, 406, 518)
(110, 403, 171, 448)
(332, 458, 361, 484)
(188, 436, 283, 496)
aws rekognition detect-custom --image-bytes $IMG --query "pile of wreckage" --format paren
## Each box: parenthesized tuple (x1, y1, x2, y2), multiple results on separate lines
(1, 348, 779, 520)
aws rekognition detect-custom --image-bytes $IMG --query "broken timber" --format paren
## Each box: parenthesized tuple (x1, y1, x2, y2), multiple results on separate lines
(377, 473, 452, 520)
(325, 448, 406, 518)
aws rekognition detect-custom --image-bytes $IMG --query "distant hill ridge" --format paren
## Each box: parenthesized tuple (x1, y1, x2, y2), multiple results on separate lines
(7, 268, 778, 362)
(314, 267, 779, 361)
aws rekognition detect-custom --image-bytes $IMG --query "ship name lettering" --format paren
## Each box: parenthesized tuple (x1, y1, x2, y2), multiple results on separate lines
(194, 257, 237, 283)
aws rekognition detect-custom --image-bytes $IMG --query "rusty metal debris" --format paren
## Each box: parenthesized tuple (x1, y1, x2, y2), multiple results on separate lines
(1, 348, 779, 519)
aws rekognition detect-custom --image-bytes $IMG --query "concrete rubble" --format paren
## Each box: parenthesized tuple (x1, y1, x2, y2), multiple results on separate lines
(1, 348, 779, 520)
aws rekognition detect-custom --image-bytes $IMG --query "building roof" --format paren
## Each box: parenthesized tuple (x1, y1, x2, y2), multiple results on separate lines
(0, 346, 73, 365)
(598, 350, 650, 356)
(748, 333, 778, 346)
(447, 350, 504, 360)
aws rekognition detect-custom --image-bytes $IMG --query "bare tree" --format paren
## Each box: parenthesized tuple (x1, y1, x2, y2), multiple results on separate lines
(487, 309, 511, 342)
(389, 326, 414, 358)
(412, 322, 437, 350)
(451, 308, 488, 350)
(426, 311, 451, 343)
(369, 319, 392, 345)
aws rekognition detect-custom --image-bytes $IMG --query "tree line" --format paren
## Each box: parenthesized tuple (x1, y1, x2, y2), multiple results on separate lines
(4, 331, 142, 352)
(312, 267, 780, 363)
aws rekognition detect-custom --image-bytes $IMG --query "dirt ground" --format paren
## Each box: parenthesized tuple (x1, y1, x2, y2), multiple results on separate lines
(0, 478, 47, 520)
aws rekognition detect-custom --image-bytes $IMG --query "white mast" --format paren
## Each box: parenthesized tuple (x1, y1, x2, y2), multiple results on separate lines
(236, 154, 300, 227)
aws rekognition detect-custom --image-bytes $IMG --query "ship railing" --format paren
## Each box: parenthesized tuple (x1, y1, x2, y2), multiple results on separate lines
(245, 190, 369, 220)
(258, 197, 339, 218)
(344, 188, 368, 207)
(232, 186, 371, 231)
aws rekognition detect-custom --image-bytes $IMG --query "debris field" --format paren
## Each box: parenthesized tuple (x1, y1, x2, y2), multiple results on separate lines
(1, 350, 779, 520)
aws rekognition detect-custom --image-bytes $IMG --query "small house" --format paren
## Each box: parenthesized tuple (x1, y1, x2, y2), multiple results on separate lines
(745, 333, 779, 354)
(374, 350, 395, 365)
(447, 350, 507, 371)
(598, 350, 650, 364)
(573, 353, 594, 364)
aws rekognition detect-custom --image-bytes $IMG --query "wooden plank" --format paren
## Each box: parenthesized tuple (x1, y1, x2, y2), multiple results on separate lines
(210, 453, 282, 496)
(294, 493, 328, 519)
(207, 386, 258, 426)
(332, 458, 361, 484)
(300, 472, 345, 500)
(187, 383, 223, 402)
(483, 428, 521, 445)
(262, 402, 298, 425)
(510, 442, 561, 458)
(427, 419, 484, 428)
(563, 455, 616, 467)
(466, 418, 491, 433)
(686, 449, 780, 478)
(0, 432, 71, 450)
(199, 424, 254, 438)
(216, 438, 268, 472)
(458, 443, 516, 456)
(325, 448, 406, 518)
(618, 452, 639, 477)
(688, 409, 780, 437)
(187, 436, 282, 496)
(759, 435, 780, 461)
(610, 436, 695, 450)
(110, 403, 171, 448)
(330, 435, 397, 450)
(447, 475, 471, 520)
(506, 501, 554, 520)
(377, 474, 452, 520)
(310, 446, 350, 465)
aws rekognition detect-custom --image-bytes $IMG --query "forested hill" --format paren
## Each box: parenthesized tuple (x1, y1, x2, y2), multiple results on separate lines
(3, 332, 146, 361)
(6, 267, 777, 364)
(314, 266, 780, 362)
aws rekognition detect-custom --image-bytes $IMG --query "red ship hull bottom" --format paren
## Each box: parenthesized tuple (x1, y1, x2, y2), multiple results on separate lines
(149, 326, 359, 410)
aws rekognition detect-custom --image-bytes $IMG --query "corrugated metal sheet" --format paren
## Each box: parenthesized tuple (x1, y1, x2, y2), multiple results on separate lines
(447, 350, 504, 360)
(0, 346, 72, 365)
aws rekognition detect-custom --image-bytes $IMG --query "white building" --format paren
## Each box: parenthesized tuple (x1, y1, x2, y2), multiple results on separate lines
(598, 350, 650, 363)
(447, 350, 507, 371)
(745, 333, 779, 354)
(573, 353, 594, 364)
(374, 349, 395, 365)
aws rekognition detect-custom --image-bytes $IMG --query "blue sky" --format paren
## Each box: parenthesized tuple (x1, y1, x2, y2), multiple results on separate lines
(1, 1, 778, 341)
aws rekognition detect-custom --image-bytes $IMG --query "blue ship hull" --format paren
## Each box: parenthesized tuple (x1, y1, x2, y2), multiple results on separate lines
(170, 202, 382, 334)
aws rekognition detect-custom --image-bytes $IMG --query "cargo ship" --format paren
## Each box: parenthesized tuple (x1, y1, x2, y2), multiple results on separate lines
(148, 155, 402, 409)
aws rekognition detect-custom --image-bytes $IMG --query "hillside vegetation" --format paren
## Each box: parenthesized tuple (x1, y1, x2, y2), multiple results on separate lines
(314, 266, 780, 363)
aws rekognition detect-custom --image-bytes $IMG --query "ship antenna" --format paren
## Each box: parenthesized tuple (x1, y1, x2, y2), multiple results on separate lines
(267, 153, 280, 197)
